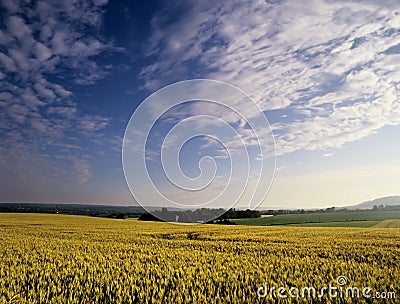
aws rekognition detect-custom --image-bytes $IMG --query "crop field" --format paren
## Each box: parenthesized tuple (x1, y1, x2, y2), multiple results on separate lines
(373, 220, 400, 228)
(287, 220, 381, 227)
(233, 211, 400, 227)
(0, 213, 399, 303)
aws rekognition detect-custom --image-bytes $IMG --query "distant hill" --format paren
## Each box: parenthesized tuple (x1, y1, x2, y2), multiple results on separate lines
(346, 195, 400, 210)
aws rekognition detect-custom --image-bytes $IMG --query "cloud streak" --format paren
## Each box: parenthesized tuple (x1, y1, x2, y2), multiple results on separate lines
(141, 0, 400, 156)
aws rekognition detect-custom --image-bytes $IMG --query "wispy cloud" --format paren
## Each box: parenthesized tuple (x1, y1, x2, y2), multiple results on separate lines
(73, 159, 93, 184)
(141, 0, 400, 156)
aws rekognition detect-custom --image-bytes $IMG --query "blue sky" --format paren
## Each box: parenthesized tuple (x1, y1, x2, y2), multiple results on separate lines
(0, 0, 399, 209)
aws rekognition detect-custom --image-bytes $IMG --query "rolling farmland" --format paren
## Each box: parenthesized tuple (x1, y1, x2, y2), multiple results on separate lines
(0, 213, 399, 303)
(233, 211, 400, 227)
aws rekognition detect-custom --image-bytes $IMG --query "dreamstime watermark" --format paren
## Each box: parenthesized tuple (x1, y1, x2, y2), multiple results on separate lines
(122, 79, 276, 223)
(257, 275, 396, 300)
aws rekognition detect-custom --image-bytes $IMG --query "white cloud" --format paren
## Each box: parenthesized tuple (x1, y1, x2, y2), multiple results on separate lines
(73, 159, 93, 184)
(141, 0, 400, 157)
(6, 15, 32, 39)
(21, 89, 45, 107)
(0, 0, 19, 14)
(0, 52, 17, 72)
(34, 42, 52, 62)
(0, 0, 115, 198)
(0, 0, 114, 126)
(78, 115, 110, 133)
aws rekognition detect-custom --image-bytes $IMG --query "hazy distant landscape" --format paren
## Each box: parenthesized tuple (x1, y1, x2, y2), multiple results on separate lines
(1, 195, 399, 226)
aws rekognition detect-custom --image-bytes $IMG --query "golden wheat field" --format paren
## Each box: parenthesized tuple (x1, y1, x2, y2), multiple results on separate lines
(0, 213, 399, 304)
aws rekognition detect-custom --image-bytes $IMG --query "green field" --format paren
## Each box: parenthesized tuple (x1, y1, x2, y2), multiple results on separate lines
(373, 220, 400, 228)
(287, 220, 380, 227)
(233, 211, 400, 227)
(0, 213, 399, 303)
